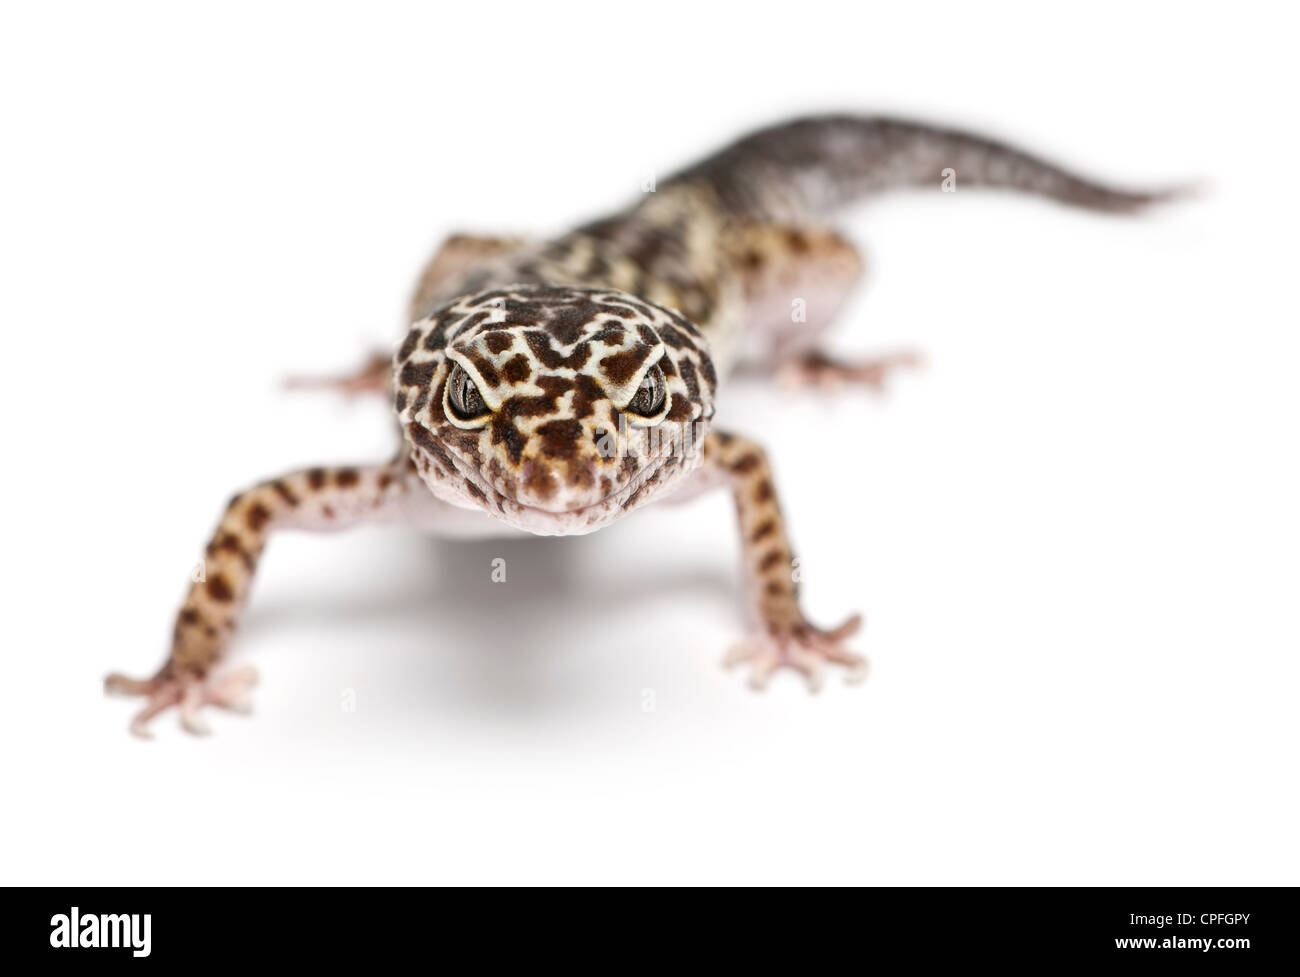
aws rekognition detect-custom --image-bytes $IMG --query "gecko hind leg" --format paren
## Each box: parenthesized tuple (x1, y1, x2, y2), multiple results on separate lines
(729, 222, 923, 393)
(283, 232, 530, 400)
(283, 351, 392, 397)
(777, 348, 923, 393)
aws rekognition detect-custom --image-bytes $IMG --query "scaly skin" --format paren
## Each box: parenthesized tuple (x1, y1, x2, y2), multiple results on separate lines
(108, 114, 1180, 735)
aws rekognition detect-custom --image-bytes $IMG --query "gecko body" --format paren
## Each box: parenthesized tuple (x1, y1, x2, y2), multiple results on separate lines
(107, 115, 1179, 735)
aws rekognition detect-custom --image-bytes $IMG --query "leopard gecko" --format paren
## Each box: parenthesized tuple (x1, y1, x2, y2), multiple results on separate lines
(106, 115, 1178, 736)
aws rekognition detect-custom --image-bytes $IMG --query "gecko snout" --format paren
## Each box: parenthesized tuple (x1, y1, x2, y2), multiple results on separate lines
(514, 445, 615, 513)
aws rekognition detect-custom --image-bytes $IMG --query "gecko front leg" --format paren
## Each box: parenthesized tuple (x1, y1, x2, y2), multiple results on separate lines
(106, 460, 410, 737)
(704, 430, 867, 690)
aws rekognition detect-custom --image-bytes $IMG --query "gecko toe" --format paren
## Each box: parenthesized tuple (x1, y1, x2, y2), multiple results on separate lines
(180, 686, 212, 736)
(111, 665, 258, 738)
(796, 655, 825, 693)
(748, 654, 779, 690)
(826, 613, 863, 641)
(727, 612, 868, 692)
(127, 688, 181, 739)
(842, 656, 870, 685)
(105, 672, 156, 697)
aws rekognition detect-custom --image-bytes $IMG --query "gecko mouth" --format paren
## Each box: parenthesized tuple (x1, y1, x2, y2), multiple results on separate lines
(487, 489, 632, 536)
(410, 419, 703, 534)
(494, 453, 667, 520)
(510, 429, 701, 517)
(510, 496, 620, 517)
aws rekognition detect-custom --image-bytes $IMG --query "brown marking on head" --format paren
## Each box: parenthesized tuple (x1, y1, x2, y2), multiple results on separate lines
(400, 359, 436, 388)
(522, 461, 557, 502)
(598, 345, 655, 387)
(489, 415, 528, 465)
(534, 418, 584, 460)
(398, 330, 420, 362)
(393, 285, 717, 530)
(484, 332, 514, 354)
(501, 354, 531, 384)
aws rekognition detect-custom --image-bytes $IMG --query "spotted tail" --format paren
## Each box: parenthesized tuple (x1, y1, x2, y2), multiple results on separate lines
(662, 114, 1184, 223)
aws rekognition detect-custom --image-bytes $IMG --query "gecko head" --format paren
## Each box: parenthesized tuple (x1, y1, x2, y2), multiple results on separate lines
(394, 285, 717, 535)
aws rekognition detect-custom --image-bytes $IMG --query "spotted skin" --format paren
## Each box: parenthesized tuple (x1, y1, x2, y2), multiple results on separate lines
(108, 113, 1180, 734)
(396, 285, 715, 534)
(706, 430, 866, 688)
(105, 462, 413, 735)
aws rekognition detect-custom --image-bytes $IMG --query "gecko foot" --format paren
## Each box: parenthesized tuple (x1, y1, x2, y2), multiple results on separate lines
(283, 351, 391, 396)
(778, 350, 922, 393)
(105, 665, 258, 739)
(725, 614, 867, 691)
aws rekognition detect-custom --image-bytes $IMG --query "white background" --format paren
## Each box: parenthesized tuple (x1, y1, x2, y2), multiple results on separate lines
(2, 1, 1297, 886)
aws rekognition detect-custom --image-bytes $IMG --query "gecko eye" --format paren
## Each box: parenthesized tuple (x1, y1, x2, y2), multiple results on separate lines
(446, 364, 490, 421)
(625, 364, 667, 420)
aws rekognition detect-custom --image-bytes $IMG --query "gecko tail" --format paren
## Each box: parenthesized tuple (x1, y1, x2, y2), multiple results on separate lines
(663, 115, 1188, 222)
